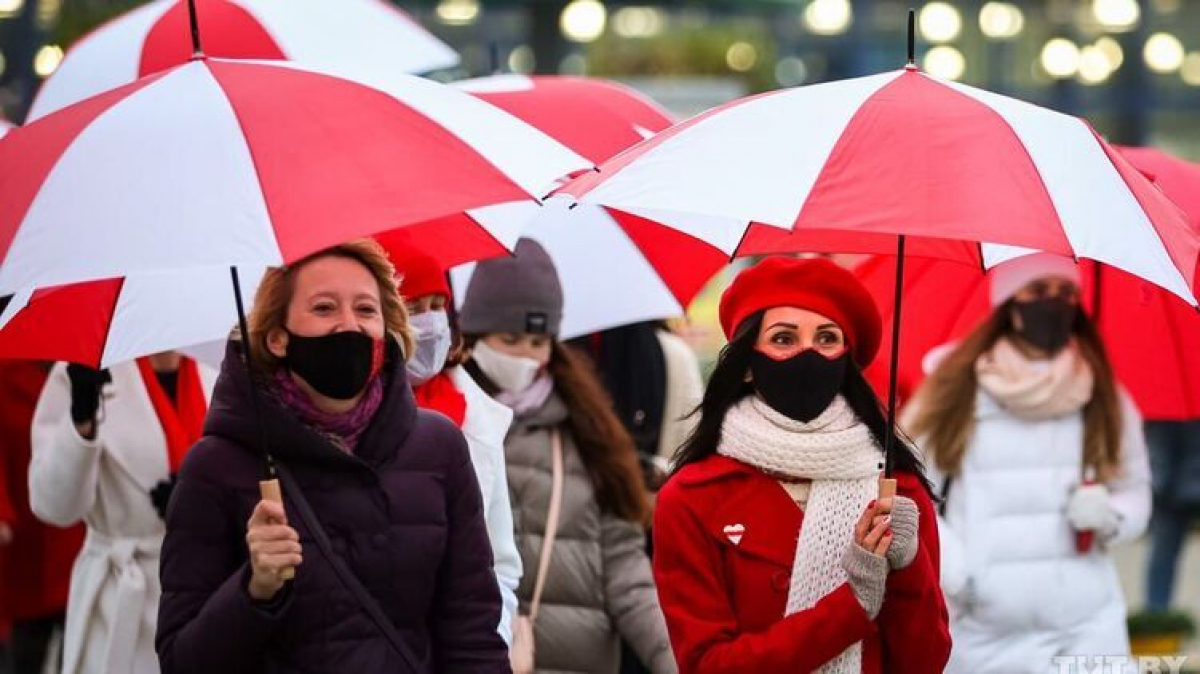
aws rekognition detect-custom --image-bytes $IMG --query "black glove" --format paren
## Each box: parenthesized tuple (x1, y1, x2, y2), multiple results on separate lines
(150, 474, 178, 520)
(66, 364, 111, 425)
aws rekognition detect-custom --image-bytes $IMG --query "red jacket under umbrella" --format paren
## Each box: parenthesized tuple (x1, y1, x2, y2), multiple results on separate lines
(0, 361, 83, 624)
(653, 457, 950, 673)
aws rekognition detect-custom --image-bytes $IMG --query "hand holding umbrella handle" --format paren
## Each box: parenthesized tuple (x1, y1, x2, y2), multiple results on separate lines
(1074, 478, 1097, 554)
(259, 479, 296, 581)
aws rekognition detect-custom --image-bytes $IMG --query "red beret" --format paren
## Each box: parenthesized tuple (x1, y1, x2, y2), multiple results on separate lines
(719, 256, 883, 366)
(387, 245, 450, 302)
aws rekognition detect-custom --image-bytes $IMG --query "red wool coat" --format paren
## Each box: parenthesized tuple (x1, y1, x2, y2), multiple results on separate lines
(0, 362, 84, 624)
(653, 455, 951, 673)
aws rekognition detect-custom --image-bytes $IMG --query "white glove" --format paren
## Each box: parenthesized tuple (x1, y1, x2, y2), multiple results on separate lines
(1066, 483, 1121, 539)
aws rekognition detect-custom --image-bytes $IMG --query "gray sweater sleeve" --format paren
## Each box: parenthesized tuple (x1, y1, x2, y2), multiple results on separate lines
(601, 514, 678, 673)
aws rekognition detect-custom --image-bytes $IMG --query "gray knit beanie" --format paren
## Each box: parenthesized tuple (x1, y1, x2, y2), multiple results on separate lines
(459, 238, 564, 335)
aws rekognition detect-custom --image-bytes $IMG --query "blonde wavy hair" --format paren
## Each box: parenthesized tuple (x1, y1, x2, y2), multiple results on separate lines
(246, 239, 414, 373)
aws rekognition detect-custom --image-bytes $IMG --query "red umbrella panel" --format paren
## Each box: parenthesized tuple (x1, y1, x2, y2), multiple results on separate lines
(28, 0, 459, 121)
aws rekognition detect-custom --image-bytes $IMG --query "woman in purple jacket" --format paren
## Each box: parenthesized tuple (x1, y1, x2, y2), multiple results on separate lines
(156, 240, 508, 673)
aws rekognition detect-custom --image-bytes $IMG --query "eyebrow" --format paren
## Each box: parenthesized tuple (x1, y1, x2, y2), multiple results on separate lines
(817, 323, 841, 331)
(767, 322, 799, 330)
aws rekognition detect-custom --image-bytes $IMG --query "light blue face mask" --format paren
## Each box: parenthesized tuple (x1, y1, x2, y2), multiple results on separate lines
(405, 310, 452, 386)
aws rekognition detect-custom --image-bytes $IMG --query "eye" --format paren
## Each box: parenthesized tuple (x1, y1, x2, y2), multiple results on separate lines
(312, 302, 335, 314)
(532, 336, 550, 348)
(501, 334, 521, 345)
(816, 330, 843, 346)
(356, 304, 379, 316)
(769, 331, 797, 346)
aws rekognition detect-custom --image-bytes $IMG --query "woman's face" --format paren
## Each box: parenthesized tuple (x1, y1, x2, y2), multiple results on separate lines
(405, 293, 448, 316)
(267, 255, 384, 358)
(755, 307, 847, 360)
(482, 332, 552, 366)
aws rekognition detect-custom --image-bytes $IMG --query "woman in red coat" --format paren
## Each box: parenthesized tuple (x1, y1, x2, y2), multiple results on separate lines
(653, 257, 950, 673)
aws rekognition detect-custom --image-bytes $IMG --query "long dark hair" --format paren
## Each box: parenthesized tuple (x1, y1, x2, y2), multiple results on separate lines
(463, 336, 651, 525)
(672, 311, 933, 495)
(908, 299, 1122, 481)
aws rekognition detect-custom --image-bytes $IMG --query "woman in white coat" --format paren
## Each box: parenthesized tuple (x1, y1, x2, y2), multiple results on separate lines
(904, 254, 1151, 673)
(29, 352, 216, 674)
(394, 247, 523, 644)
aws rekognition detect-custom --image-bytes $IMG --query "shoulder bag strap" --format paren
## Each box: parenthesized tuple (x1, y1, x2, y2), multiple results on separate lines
(275, 463, 423, 672)
(529, 429, 565, 622)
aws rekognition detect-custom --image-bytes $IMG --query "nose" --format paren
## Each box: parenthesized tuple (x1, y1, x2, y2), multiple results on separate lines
(333, 305, 367, 333)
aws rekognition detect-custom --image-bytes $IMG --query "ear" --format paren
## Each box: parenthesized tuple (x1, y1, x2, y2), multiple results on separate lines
(266, 327, 289, 360)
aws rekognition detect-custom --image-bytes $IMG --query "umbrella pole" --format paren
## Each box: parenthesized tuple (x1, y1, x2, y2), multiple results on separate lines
(230, 267, 294, 579)
(186, 0, 204, 58)
(1092, 261, 1103, 323)
(880, 235, 907, 499)
(879, 8, 916, 501)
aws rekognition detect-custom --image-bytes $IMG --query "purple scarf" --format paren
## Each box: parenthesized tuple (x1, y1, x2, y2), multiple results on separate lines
(272, 370, 384, 453)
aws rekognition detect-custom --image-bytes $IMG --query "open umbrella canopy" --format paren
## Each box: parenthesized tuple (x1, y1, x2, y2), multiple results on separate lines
(559, 67, 1200, 306)
(27, 0, 458, 121)
(0, 56, 589, 297)
(418, 74, 731, 338)
(856, 148, 1200, 421)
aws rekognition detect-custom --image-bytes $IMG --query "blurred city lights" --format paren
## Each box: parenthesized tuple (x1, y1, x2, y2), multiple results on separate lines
(1078, 45, 1115, 85)
(979, 2, 1024, 40)
(613, 7, 665, 38)
(435, 0, 479, 26)
(1181, 53, 1200, 86)
(1144, 33, 1185, 73)
(0, 0, 22, 19)
(1092, 0, 1140, 31)
(1041, 38, 1081, 79)
(924, 45, 966, 80)
(508, 45, 535, 74)
(560, 0, 607, 43)
(803, 0, 852, 36)
(775, 56, 808, 86)
(919, 3, 962, 44)
(34, 45, 64, 78)
(559, 53, 588, 75)
(1094, 36, 1124, 69)
(726, 42, 758, 72)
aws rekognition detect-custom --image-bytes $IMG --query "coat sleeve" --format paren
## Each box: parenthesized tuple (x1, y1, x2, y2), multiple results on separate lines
(486, 446, 522, 646)
(652, 483, 873, 674)
(876, 479, 952, 674)
(28, 364, 102, 527)
(431, 431, 510, 672)
(601, 513, 677, 673)
(1104, 392, 1152, 546)
(156, 454, 293, 674)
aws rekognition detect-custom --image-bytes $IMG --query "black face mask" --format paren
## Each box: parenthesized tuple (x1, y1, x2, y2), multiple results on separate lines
(1012, 298, 1077, 354)
(749, 349, 848, 423)
(286, 330, 382, 400)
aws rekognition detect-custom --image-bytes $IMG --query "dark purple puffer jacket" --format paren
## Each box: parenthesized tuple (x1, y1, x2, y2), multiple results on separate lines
(156, 339, 509, 673)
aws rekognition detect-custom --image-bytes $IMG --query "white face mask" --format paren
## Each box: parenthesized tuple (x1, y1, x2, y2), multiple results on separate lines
(471, 339, 542, 393)
(406, 310, 452, 386)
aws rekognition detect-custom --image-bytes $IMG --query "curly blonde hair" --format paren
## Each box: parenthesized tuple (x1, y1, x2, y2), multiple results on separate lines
(246, 239, 414, 373)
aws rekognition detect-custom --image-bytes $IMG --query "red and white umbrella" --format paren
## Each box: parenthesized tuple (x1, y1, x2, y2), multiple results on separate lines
(28, 0, 458, 121)
(0, 266, 266, 367)
(445, 74, 731, 338)
(0, 57, 588, 297)
(561, 67, 1200, 306)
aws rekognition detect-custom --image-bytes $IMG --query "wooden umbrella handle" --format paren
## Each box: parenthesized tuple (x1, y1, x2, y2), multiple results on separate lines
(259, 478, 296, 581)
(878, 477, 898, 501)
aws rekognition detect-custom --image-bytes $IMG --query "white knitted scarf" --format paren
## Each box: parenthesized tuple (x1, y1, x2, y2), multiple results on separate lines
(718, 395, 881, 674)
